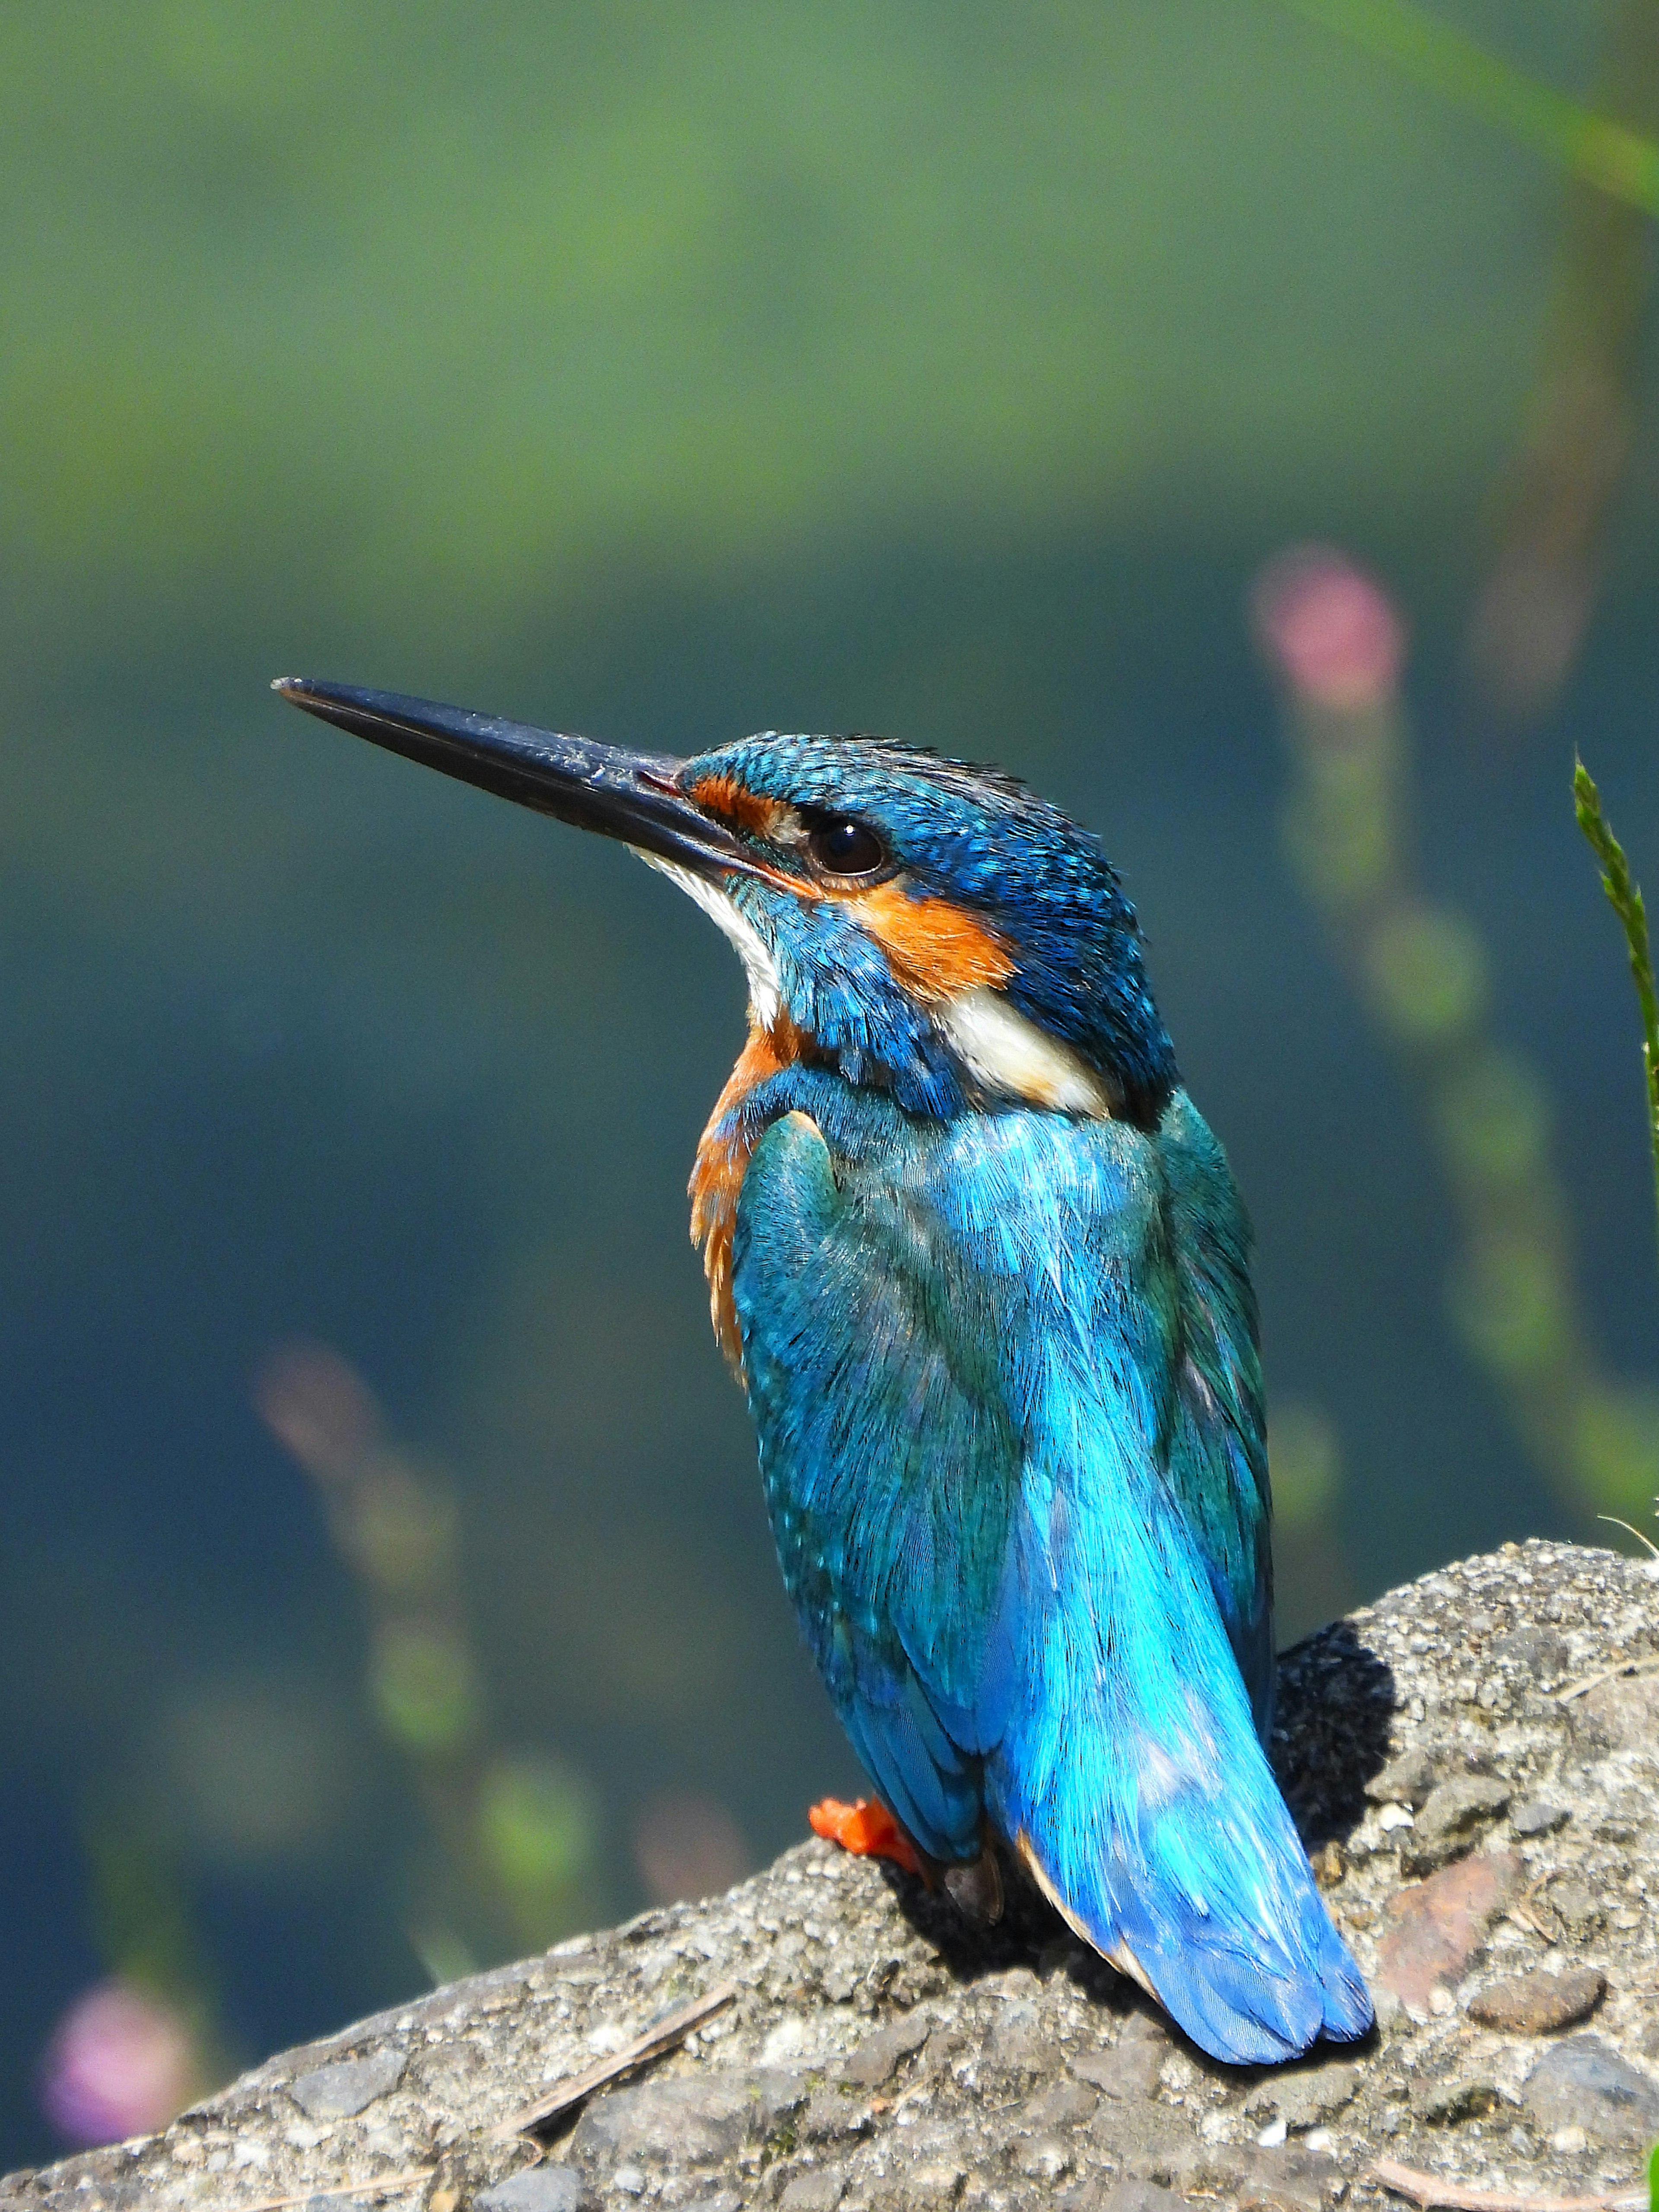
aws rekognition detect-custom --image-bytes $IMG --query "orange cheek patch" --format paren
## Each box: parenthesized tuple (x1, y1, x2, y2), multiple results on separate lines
(685, 772, 796, 843)
(847, 879, 1015, 1001)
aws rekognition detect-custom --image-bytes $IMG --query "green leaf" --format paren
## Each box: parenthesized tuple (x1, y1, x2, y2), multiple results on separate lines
(1575, 758, 1659, 1300)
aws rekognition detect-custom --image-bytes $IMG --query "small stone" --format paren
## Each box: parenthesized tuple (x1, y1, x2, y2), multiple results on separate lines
(1309, 1840, 1344, 1889)
(571, 2068, 805, 2167)
(1546, 1878, 1602, 1938)
(799, 2089, 873, 2144)
(1575, 1668, 1659, 1751)
(1468, 1967, 1605, 2034)
(903, 2159, 965, 2206)
(1024, 2079, 1097, 2131)
(985, 2005, 1047, 2078)
(1400, 1777, 1511, 1874)
(842, 2010, 931, 2088)
(1509, 1797, 1570, 1838)
(1072, 2015, 1167, 2102)
(779, 2171, 848, 2212)
(1257, 2057, 1361, 2131)
(1409, 2070, 1502, 2123)
(1094, 2188, 1188, 2212)
(1491, 1627, 1569, 1681)
(1236, 2140, 1344, 2212)
(1376, 1850, 1522, 2011)
(1017, 2136, 1073, 2181)
(286, 2048, 407, 2121)
(612, 2171, 645, 2199)
(1523, 2034, 1659, 2150)
(476, 2170, 596, 2212)
(1364, 1748, 1438, 1808)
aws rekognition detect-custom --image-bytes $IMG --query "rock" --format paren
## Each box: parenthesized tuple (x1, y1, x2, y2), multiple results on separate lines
(1491, 1626, 1569, 1683)
(1468, 1966, 1606, 2034)
(1375, 1849, 1522, 2011)
(896, 2158, 965, 2206)
(1575, 1667, 1659, 1751)
(1509, 1796, 1570, 1838)
(1408, 2068, 1503, 2123)
(1544, 1875, 1602, 1939)
(1399, 1776, 1511, 1873)
(778, 2171, 848, 2212)
(1070, 2015, 1167, 2101)
(799, 2090, 874, 2144)
(477, 2170, 596, 2212)
(6, 1540, 1659, 2212)
(1246, 2056, 1360, 2129)
(1236, 2141, 1344, 2212)
(570, 2068, 804, 2170)
(1364, 1747, 1438, 1808)
(841, 2009, 931, 2088)
(284, 2047, 406, 2120)
(1522, 2033, 1659, 2150)
(1024, 2079, 1097, 2131)
(1091, 2187, 1188, 2212)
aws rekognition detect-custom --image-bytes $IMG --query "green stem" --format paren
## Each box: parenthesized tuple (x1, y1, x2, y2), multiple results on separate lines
(1275, 0, 1659, 215)
(1575, 756, 1659, 1287)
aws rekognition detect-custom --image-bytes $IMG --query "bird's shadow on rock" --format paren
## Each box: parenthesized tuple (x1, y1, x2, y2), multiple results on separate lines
(877, 1614, 1396, 2047)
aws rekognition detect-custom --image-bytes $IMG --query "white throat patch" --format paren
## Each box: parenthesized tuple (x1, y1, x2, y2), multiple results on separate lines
(939, 987, 1114, 1116)
(639, 854, 782, 1027)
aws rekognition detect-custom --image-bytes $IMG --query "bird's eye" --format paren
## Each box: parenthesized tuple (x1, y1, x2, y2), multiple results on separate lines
(806, 816, 887, 879)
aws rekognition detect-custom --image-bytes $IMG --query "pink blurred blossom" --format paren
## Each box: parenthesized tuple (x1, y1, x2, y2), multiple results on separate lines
(1252, 546, 1406, 711)
(40, 1982, 195, 2146)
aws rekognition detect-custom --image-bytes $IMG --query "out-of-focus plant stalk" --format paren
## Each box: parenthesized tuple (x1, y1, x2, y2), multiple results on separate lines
(256, 1345, 604, 1974)
(1281, 0, 1659, 728)
(1574, 757, 1659, 1285)
(1256, 547, 1659, 1527)
(1277, 0, 1659, 213)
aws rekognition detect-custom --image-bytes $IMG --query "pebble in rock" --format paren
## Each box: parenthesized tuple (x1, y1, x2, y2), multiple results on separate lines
(1398, 1776, 1511, 1874)
(1509, 1796, 1570, 1838)
(476, 2169, 596, 2212)
(1362, 1747, 1438, 1809)
(284, 2047, 406, 2121)
(1522, 2034, 1659, 2150)
(1468, 1966, 1606, 2034)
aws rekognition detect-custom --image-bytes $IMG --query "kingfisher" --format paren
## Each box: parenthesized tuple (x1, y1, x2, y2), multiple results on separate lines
(275, 676, 1372, 2065)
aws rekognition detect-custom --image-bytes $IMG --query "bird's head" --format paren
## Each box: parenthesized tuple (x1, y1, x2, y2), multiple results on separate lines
(276, 681, 1177, 1125)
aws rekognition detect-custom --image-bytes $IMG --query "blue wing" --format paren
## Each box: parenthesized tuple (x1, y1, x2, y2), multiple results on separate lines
(730, 1073, 1370, 2065)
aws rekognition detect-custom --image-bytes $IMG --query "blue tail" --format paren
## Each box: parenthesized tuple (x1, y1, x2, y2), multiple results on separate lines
(988, 1480, 1373, 2066)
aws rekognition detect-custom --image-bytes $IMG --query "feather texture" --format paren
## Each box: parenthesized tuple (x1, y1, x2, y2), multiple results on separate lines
(724, 1067, 1371, 2065)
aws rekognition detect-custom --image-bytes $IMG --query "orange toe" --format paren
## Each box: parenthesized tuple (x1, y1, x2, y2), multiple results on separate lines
(809, 1796, 925, 1877)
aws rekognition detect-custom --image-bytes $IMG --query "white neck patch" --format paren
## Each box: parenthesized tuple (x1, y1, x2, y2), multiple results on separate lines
(939, 987, 1114, 1116)
(638, 853, 782, 1028)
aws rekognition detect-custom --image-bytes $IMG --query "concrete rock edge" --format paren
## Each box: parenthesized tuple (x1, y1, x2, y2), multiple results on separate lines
(3, 1539, 1657, 2212)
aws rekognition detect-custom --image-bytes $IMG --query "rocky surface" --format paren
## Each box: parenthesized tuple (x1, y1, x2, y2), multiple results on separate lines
(5, 1539, 1659, 2212)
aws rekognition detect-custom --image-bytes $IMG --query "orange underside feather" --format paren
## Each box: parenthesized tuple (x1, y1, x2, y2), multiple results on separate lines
(689, 1017, 805, 1369)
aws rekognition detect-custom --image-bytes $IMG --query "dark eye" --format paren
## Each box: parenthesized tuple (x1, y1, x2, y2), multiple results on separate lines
(807, 816, 887, 878)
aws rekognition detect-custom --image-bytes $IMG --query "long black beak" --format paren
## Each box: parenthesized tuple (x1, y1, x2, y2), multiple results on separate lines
(274, 678, 775, 883)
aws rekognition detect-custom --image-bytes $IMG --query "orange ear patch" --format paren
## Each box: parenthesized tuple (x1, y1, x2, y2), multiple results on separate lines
(689, 1016, 805, 1370)
(685, 772, 796, 844)
(847, 879, 1014, 1001)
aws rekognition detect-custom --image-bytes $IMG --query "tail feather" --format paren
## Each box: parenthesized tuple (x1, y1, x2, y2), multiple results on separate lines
(1006, 1709, 1372, 2064)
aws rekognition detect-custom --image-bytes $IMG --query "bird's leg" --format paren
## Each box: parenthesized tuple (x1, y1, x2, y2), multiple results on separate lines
(808, 1796, 925, 1878)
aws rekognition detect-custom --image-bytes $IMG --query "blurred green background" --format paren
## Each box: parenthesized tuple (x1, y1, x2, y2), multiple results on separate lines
(4, 0, 1658, 2166)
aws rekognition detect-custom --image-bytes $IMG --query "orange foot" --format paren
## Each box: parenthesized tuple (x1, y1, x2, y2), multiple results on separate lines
(809, 1796, 925, 1877)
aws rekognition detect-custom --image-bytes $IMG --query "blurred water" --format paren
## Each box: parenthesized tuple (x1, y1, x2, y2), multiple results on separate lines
(2, 0, 1656, 2168)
